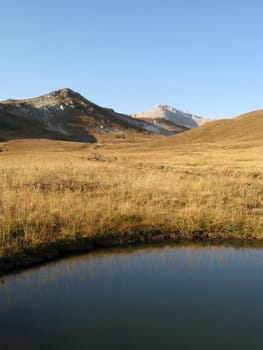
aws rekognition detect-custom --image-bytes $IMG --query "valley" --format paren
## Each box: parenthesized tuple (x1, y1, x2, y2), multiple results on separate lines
(0, 91, 262, 275)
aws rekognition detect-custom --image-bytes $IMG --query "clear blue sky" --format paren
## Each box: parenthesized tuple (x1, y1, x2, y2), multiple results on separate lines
(1, 0, 262, 119)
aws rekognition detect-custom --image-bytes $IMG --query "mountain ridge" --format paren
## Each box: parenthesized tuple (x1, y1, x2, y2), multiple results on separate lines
(1, 88, 211, 143)
(0, 88, 172, 142)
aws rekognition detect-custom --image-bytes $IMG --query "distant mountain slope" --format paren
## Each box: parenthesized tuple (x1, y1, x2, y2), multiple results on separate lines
(133, 104, 210, 130)
(0, 88, 169, 142)
(155, 110, 263, 146)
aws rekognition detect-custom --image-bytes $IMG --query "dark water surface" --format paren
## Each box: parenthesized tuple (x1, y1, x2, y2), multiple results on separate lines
(1, 244, 263, 350)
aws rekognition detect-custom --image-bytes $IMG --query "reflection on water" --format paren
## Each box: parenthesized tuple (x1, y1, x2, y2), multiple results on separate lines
(1, 244, 263, 350)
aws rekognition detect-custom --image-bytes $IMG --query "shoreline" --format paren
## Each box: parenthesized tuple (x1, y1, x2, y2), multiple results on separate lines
(1, 231, 263, 277)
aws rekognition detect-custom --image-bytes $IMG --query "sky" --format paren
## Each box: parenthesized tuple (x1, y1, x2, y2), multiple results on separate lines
(1, 0, 263, 119)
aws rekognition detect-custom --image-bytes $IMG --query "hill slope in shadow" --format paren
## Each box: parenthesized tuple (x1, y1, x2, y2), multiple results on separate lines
(0, 88, 169, 143)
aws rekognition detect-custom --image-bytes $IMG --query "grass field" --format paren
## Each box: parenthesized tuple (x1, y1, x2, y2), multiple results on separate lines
(0, 133, 262, 274)
(0, 110, 262, 273)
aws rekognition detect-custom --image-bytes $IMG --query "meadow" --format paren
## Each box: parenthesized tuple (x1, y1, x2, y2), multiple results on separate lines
(0, 137, 262, 273)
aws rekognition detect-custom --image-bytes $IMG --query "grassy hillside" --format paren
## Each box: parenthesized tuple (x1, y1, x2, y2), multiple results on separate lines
(156, 110, 263, 146)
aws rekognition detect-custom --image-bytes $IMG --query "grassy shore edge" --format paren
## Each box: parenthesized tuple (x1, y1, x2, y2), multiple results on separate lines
(1, 231, 263, 277)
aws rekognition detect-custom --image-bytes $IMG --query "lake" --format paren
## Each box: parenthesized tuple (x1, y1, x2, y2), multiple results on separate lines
(1, 243, 263, 350)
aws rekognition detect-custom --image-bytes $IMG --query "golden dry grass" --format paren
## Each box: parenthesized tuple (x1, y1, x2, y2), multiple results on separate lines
(155, 110, 263, 147)
(0, 135, 262, 260)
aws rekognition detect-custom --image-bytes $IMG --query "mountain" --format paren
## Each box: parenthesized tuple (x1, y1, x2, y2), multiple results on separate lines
(0, 88, 170, 143)
(132, 105, 210, 131)
(155, 110, 263, 147)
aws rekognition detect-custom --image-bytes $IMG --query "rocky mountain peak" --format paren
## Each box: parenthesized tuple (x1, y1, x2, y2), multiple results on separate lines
(0, 88, 90, 109)
(133, 104, 210, 129)
(47, 88, 84, 101)
(25, 88, 89, 108)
